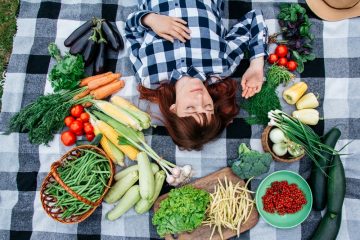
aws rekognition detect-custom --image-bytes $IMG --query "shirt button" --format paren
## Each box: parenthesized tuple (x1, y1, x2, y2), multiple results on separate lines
(181, 59, 185, 62)
(175, 3, 178, 6)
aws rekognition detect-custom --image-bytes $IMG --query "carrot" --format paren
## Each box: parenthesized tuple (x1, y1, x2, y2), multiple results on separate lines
(88, 73, 121, 90)
(79, 72, 112, 87)
(82, 102, 93, 108)
(73, 88, 91, 100)
(91, 80, 125, 100)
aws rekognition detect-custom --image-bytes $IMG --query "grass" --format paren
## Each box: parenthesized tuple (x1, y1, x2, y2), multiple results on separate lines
(0, 0, 19, 109)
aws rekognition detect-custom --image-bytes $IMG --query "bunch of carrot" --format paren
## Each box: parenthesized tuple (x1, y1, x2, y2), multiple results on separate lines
(74, 72, 125, 104)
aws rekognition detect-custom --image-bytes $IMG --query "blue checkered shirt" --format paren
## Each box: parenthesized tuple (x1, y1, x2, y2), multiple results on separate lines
(125, 0, 268, 89)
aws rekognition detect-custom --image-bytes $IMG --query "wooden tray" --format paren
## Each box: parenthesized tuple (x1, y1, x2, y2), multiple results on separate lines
(153, 167, 259, 240)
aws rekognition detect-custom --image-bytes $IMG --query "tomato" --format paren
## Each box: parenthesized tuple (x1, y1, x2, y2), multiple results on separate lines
(86, 133, 95, 142)
(69, 120, 83, 133)
(80, 112, 90, 123)
(267, 54, 278, 64)
(70, 105, 84, 118)
(76, 118, 83, 124)
(286, 60, 298, 71)
(275, 45, 288, 58)
(64, 116, 75, 127)
(74, 130, 84, 136)
(61, 131, 76, 146)
(83, 122, 94, 134)
(277, 57, 288, 67)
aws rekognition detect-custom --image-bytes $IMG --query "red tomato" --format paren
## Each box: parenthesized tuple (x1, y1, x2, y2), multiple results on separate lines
(275, 45, 288, 58)
(61, 131, 76, 146)
(74, 130, 84, 136)
(76, 118, 83, 124)
(69, 120, 83, 133)
(83, 122, 94, 134)
(287, 60, 298, 71)
(70, 105, 84, 118)
(64, 116, 75, 127)
(277, 57, 288, 67)
(86, 133, 95, 142)
(267, 54, 278, 64)
(80, 112, 90, 123)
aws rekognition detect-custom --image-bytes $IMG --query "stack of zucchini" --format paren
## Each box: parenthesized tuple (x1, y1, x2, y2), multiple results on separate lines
(64, 17, 124, 74)
(104, 152, 166, 220)
(310, 128, 346, 240)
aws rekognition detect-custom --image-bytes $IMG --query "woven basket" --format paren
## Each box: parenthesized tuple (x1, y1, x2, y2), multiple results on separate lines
(261, 126, 305, 163)
(40, 145, 115, 224)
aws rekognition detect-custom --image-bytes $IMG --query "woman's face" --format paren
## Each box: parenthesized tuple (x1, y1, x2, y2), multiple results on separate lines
(170, 76, 214, 123)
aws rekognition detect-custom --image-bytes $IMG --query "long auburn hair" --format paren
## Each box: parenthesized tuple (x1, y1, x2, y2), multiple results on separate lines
(138, 78, 239, 150)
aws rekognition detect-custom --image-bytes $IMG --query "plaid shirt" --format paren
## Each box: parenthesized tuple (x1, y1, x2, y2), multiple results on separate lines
(125, 0, 268, 89)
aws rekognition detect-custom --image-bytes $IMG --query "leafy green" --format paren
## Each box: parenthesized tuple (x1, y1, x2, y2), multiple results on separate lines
(48, 43, 84, 92)
(152, 186, 210, 237)
(228, 143, 272, 179)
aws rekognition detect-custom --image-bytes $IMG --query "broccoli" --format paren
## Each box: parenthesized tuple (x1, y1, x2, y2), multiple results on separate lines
(228, 143, 272, 179)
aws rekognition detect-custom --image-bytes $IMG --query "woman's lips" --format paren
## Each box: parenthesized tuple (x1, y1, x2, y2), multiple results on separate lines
(190, 88, 203, 92)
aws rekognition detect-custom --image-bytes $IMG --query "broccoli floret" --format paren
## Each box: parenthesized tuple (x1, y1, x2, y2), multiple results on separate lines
(229, 143, 272, 179)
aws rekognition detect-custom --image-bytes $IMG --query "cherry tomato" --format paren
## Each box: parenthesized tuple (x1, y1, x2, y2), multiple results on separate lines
(69, 120, 83, 133)
(267, 54, 278, 64)
(275, 45, 288, 58)
(64, 116, 75, 127)
(76, 118, 83, 124)
(74, 130, 84, 136)
(70, 105, 84, 118)
(86, 133, 95, 142)
(61, 131, 76, 146)
(277, 57, 288, 67)
(83, 122, 94, 134)
(286, 60, 298, 71)
(80, 112, 90, 123)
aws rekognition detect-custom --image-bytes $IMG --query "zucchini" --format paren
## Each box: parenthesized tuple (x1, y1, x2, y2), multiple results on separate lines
(311, 212, 342, 240)
(114, 163, 159, 181)
(137, 152, 155, 200)
(104, 170, 139, 204)
(327, 155, 346, 214)
(107, 185, 141, 221)
(310, 127, 341, 210)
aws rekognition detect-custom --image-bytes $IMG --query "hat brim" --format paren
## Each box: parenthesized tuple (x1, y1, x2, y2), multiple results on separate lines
(306, 0, 360, 21)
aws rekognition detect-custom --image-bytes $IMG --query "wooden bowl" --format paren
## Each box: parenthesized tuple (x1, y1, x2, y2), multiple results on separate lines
(40, 145, 115, 224)
(261, 126, 305, 163)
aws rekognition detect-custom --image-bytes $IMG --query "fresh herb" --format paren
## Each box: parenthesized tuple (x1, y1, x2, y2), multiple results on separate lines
(48, 43, 85, 92)
(270, 3, 315, 72)
(7, 87, 90, 145)
(228, 143, 272, 179)
(266, 64, 295, 87)
(152, 186, 210, 237)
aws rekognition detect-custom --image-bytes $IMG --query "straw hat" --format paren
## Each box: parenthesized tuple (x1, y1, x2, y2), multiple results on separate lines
(306, 0, 360, 21)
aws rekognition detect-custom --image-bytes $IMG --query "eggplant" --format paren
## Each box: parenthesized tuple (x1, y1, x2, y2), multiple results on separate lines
(64, 20, 94, 47)
(69, 29, 92, 55)
(106, 20, 124, 50)
(101, 21, 120, 51)
(83, 40, 98, 66)
(94, 42, 106, 74)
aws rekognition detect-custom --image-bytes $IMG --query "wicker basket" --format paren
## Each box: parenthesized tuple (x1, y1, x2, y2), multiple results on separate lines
(40, 145, 115, 224)
(261, 126, 305, 163)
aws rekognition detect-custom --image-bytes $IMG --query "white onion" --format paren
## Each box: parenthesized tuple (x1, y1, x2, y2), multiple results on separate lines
(269, 128, 286, 143)
(272, 142, 288, 156)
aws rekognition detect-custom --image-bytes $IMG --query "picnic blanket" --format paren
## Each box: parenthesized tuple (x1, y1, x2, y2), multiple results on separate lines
(0, 0, 359, 239)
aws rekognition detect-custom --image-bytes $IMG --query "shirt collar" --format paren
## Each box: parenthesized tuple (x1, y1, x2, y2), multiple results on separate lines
(169, 66, 207, 84)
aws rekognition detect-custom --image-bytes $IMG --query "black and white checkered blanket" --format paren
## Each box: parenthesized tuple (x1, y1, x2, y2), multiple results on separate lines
(0, 0, 359, 239)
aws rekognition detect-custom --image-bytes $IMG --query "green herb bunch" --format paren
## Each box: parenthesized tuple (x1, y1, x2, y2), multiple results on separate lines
(270, 3, 315, 72)
(48, 43, 84, 92)
(152, 186, 210, 237)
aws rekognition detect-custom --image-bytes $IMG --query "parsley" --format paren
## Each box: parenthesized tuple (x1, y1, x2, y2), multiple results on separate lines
(152, 186, 210, 237)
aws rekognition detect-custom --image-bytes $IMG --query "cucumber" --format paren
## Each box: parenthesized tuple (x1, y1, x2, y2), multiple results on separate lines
(107, 185, 141, 221)
(310, 127, 341, 210)
(137, 152, 155, 200)
(311, 212, 342, 240)
(327, 155, 346, 214)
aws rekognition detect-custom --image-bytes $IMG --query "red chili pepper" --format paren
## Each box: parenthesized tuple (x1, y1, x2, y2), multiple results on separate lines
(262, 181, 307, 215)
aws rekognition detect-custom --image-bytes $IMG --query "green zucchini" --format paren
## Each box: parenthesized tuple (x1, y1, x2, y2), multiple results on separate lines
(327, 155, 346, 214)
(310, 127, 341, 211)
(311, 212, 342, 240)
(114, 163, 159, 181)
(104, 170, 139, 204)
(137, 152, 155, 200)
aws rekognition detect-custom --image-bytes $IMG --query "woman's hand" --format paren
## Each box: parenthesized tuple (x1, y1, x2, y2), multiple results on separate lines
(241, 57, 265, 99)
(142, 13, 191, 43)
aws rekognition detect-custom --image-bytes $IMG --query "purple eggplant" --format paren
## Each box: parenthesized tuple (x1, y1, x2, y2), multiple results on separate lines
(69, 29, 92, 55)
(106, 20, 124, 50)
(83, 40, 98, 66)
(101, 21, 120, 51)
(94, 42, 106, 74)
(64, 20, 94, 47)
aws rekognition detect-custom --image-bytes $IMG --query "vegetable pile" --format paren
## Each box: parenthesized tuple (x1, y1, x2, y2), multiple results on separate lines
(269, 127, 304, 158)
(268, 45, 298, 72)
(262, 181, 307, 215)
(44, 148, 112, 219)
(203, 177, 254, 240)
(228, 143, 272, 179)
(64, 18, 124, 74)
(152, 186, 210, 237)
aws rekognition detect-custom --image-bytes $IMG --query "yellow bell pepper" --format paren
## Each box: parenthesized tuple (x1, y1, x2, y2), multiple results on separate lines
(296, 92, 319, 110)
(292, 109, 319, 125)
(283, 82, 308, 105)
